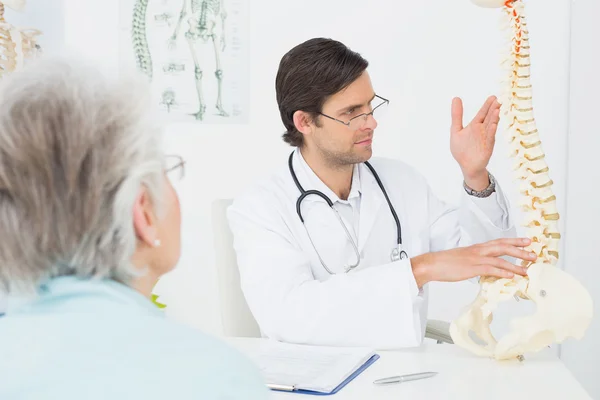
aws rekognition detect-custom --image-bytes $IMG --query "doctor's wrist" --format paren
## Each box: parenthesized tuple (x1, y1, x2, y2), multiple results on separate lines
(462, 169, 491, 192)
(410, 254, 432, 288)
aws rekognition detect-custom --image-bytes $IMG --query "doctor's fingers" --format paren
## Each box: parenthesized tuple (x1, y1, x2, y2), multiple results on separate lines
(476, 256, 528, 277)
(474, 95, 496, 123)
(478, 237, 531, 247)
(476, 242, 537, 262)
(483, 99, 501, 128)
(475, 266, 516, 280)
(484, 109, 500, 137)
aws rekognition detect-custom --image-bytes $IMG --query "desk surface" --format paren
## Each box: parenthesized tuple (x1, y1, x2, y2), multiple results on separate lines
(227, 338, 591, 400)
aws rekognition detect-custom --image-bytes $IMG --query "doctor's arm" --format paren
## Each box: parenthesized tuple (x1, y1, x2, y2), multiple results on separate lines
(227, 197, 425, 349)
(409, 176, 535, 287)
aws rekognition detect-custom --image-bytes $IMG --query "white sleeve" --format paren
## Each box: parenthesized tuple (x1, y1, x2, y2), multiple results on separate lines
(427, 177, 517, 251)
(227, 194, 425, 349)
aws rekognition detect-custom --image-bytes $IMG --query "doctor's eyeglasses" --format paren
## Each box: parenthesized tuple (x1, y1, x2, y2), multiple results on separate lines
(165, 155, 186, 181)
(318, 94, 389, 131)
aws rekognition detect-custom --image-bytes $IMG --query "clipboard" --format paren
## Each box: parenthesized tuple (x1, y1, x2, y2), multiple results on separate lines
(267, 353, 380, 396)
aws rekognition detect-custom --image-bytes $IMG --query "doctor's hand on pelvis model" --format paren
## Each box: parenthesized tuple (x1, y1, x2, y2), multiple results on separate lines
(411, 238, 537, 288)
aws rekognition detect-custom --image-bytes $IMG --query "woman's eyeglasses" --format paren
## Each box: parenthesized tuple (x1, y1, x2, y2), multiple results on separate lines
(165, 155, 186, 181)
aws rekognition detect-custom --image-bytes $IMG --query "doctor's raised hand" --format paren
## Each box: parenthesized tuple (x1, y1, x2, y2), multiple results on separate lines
(450, 95, 501, 191)
(410, 95, 533, 288)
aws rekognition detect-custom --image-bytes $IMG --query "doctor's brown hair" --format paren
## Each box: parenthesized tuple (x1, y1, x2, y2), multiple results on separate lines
(275, 38, 369, 147)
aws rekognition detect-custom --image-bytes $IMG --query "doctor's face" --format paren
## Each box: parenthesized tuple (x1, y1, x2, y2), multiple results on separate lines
(309, 71, 379, 166)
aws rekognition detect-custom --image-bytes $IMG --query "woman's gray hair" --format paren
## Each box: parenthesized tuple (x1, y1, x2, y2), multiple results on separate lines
(0, 56, 166, 293)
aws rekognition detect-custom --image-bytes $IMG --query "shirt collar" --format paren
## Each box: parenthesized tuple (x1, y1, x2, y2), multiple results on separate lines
(294, 148, 362, 204)
(7, 276, 164, 317)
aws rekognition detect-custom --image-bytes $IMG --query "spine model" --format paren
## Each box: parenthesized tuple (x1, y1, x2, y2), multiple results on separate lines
(500, 0, 560, 269)
(0, 1, 42, 79)
(449, 0, 594, 362)
(0, 3, 19, 75)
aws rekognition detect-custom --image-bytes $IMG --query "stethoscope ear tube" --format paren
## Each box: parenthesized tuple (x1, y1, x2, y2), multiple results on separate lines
(362, 160, 402, 248)
(296, 190, 334, 223)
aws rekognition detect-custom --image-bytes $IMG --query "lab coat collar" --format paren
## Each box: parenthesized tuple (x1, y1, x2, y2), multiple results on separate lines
(357, 160, 384, 252)
(292, 149, 383, 252)
(293, 148, 362, 205)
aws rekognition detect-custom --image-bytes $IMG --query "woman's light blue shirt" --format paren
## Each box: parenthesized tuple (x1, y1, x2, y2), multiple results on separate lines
(0, 276, 268, 400)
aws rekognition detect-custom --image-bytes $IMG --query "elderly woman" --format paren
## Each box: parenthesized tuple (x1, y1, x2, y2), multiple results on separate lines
(0, 58, 267, 399)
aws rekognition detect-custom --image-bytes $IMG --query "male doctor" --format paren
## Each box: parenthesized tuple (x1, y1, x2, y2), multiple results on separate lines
(227, 38, 536, 348)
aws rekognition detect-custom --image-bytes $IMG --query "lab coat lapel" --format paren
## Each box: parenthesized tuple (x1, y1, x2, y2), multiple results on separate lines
(358, 162, 383, 253)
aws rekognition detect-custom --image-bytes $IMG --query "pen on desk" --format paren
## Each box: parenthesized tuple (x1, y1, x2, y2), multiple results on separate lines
(373, 371, 438, 385)
(266, 383, 296, 392)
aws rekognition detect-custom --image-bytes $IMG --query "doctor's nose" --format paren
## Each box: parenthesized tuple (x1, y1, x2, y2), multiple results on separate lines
(363, 113, 378, 131)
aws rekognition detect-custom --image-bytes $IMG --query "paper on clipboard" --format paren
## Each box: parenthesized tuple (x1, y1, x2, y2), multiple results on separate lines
(244, 340, 377, 394)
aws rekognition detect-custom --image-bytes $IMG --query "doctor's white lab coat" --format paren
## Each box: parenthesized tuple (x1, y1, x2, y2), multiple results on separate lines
(227, 149, 516, 349)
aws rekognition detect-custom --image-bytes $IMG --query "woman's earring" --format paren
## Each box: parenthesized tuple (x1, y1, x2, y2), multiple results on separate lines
(153, 239, 161, 247)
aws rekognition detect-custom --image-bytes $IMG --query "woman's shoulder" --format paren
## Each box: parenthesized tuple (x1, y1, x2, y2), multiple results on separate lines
(140, 321, 269, 398)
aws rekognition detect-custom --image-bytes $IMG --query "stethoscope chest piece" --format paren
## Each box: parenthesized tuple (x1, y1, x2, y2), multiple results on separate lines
(391, 247, 408, 262)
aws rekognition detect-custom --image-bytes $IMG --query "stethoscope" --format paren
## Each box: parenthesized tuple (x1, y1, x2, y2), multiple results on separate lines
(288, 152, 408, 274)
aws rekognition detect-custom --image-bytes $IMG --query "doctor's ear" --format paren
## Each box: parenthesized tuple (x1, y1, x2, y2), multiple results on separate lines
(293, 110, 317, 136)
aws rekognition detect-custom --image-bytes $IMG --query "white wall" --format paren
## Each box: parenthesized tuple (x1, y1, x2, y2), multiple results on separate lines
(8, 0, 597, 397)
(561, 0, 600, 396)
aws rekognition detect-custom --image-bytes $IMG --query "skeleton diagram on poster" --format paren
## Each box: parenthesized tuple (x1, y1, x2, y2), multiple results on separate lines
(120, 0, 249, 124)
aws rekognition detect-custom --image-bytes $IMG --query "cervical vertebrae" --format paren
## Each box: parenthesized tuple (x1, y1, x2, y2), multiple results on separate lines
(449, 0, 593, 361)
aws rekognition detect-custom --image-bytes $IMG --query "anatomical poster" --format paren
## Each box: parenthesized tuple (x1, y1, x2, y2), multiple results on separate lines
(119, 0, 249, 124)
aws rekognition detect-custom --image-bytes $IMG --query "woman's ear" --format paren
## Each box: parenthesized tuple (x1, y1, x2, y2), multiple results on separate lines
(132, 188, 158, 248)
